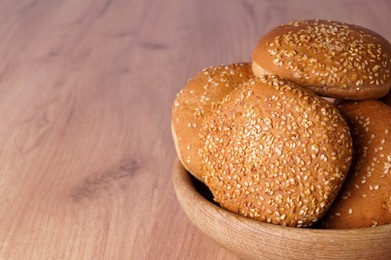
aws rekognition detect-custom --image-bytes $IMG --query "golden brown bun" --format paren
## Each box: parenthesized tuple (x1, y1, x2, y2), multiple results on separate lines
(322, 100, 391, 229)
(252, 20, 391, 100)
(171, 63, 254, 181)
(199, 75, 353, 227)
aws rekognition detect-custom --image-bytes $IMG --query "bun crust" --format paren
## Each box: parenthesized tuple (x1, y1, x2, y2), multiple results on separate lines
(322, 100, 391, 228)
(199, 75, 353, 227)
(252, 20, 391, 100)
(171, 63, 254, 180)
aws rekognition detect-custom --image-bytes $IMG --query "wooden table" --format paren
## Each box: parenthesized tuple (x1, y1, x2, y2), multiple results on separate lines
(0, 0, 390, 259)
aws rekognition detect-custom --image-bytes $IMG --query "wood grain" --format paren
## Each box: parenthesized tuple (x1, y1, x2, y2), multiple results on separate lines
(0, 0, 390, 259)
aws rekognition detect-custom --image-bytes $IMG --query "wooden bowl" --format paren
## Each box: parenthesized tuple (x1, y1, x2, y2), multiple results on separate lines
(172, 159, 391, 259)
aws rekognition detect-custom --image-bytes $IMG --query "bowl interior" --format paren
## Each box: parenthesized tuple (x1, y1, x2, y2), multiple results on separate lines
(173, 159, 391, 259)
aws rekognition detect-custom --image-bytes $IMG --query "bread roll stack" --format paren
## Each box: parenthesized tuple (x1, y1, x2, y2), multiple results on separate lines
(172, 19, 391, 228)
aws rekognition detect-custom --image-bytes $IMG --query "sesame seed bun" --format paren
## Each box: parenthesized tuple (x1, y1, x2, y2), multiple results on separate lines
(322, 100, 391, 229)
(252, 20, 391, 100)
(199, 75, 353, 227)
(171, 63, 254, 181)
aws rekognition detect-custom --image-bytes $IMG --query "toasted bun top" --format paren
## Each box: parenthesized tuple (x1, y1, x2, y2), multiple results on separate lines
(252, 20, 391, 100)
(322, 100, 391, 229)
(199, 74, 353, 227)
(171, 63, 254, 180)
